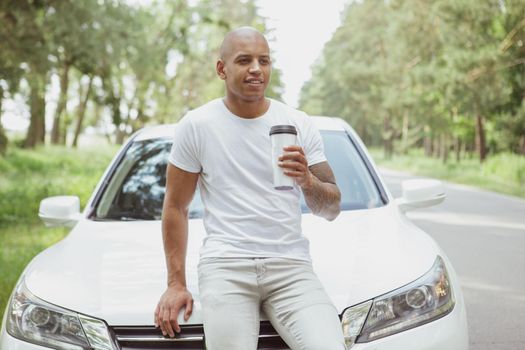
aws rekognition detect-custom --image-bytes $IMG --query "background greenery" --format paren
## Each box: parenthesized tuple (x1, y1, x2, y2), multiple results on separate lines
(370, 148, 525, 198)
(0, 0, 284, 151)
(300, 0, 525, 166)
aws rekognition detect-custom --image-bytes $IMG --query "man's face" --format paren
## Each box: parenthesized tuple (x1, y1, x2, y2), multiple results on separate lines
(218, 33, 272, 102)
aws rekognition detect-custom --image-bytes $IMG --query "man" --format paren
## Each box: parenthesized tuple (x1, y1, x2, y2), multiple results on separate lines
(154, 26, 346, 350)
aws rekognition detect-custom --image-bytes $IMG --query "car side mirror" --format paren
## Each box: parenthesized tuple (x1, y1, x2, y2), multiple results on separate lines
(39, 196, 81, 227)
(395, 179, 445, 213)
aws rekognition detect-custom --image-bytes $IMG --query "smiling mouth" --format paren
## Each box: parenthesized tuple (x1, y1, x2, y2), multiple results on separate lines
(245, 79, 264, 85)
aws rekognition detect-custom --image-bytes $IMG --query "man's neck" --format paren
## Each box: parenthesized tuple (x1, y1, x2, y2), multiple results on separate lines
(223, 96, 270, 119)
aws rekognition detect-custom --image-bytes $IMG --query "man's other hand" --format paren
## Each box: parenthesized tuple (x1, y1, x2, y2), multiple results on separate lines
(154, 286, 194, 337)
(278, 145, 314, 189)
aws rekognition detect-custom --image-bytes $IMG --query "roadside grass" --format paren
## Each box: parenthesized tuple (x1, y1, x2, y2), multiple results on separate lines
(0, 145, 118, 322)
(369, 148, 525, 199)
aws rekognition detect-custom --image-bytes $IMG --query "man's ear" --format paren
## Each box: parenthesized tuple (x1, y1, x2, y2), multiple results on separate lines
(216, 60, 226, 80)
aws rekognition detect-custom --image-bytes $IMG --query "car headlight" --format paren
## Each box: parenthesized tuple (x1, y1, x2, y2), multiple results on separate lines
(341, 256, 455, 348)
(6, 279, 115, 350)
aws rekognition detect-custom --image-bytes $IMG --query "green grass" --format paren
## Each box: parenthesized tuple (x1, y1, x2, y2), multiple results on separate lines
(0, 144, 118, 322)
(369, 148, 525, 198)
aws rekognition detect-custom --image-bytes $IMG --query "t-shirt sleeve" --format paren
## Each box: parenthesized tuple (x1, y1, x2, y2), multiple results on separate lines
(301, 114, 327, 166)
(168, 114, 202, 173)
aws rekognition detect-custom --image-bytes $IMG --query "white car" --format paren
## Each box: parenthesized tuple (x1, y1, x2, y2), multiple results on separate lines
(1, 117, 468, 350)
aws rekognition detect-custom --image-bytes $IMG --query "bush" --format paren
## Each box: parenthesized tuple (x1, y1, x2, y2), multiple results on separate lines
(369, 147, 525, 198)
(0, 145, 118, 225)
(0, 128, 7, 156)
(482, 152, 525, 185)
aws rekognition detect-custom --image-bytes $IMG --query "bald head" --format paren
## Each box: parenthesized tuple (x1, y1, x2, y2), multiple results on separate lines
(216, 26, 272, 106)
(219, 27, 269, 61)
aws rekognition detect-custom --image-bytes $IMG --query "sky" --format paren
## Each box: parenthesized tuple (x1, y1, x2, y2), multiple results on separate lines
(257, 0, 346, 107)
(1, 0, 347, 131)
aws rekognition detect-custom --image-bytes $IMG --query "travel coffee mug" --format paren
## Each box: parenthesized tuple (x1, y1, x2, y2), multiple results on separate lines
(270, 125, 297, 190)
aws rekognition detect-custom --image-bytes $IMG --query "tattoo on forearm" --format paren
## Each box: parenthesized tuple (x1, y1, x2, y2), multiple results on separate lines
(302, 162, 341, 221)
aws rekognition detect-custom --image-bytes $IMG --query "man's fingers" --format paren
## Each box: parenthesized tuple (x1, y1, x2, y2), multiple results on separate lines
(154, 304, 160, 327)
(283, 170, 303, 177)
(184, 298, 193, 321)
(155, 290, 194, 336)
(160, 308, 168, 335)
(170, 311, 181, 334)
(162, 308, 174, 337)
(279, 151, 303, 159)
(158, 308, 166, 334)
(279, 152, 307, 165)
(278, 160, 305, 171)
(283, 145, 304, 154)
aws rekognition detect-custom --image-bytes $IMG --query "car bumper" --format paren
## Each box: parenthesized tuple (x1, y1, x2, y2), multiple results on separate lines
(1, 298, 468, 350)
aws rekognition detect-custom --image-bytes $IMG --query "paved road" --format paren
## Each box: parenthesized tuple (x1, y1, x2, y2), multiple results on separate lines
(380, 167, 525, 350)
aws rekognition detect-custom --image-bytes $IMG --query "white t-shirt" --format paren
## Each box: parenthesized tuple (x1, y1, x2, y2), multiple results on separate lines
(168, 98, 326, 262)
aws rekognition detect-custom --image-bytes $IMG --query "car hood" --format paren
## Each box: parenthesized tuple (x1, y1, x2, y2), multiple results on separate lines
(24, 204, 439, 326)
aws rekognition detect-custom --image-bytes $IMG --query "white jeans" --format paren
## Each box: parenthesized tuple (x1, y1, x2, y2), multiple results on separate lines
(198, 257, 346, 350)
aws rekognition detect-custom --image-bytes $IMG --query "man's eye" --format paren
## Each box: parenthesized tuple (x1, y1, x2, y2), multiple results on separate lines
(238, 59, 250, 64)
(260, 59, 270, 65)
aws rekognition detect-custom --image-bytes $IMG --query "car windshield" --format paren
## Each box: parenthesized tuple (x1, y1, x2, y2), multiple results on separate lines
(94, 131, 385, 220)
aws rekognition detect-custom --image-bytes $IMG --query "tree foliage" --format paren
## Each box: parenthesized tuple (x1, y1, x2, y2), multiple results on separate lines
(0, 0, 283, 149)
(300, 0, 525, 161)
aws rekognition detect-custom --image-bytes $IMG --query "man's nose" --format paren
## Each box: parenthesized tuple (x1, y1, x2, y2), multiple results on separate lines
(248, 60, 261, 74)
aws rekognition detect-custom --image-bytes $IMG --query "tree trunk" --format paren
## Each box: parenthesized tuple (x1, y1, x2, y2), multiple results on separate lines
(23, 74, 46, 148)
(51, 63, 70, 144)
(362, 115, 368, 146)
(519, 135, 525, 155)
(433, 136, 440, 159)
(0, 86, 7, 156)
(423, 125, 432, 157)
(475, 113, 487, 162)
(109, 77, 124, 145)
(134, 97, 146, 132)
(92, 100, 102, 126)
(0, 123, 7, 156)
(115, 127, 127, 145)
(454, 137, 461, 162)
(383, 115, 394, 159)
(401, 114, 409, 154)
(116, 96, 133, 144)
(467, 141, 473, 159)
(441, 134, 448, 164)
(72, 76, 93, 148)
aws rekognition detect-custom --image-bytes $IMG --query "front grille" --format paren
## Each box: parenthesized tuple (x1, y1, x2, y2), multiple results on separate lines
(111, 321, 290, 350)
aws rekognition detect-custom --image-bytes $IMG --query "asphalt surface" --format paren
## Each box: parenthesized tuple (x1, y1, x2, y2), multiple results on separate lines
(379, 167, 525, 350)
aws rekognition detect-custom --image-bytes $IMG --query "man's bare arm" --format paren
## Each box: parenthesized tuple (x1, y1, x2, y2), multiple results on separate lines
(301, 161, 341, 221)
(279, 146, 341, 221)
(154, 163, 199, 337)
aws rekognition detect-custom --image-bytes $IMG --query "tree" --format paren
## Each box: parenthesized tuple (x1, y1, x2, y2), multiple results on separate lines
(1, 1, 26, 153)
(300, 0, 525, 162)
(47, 1, 103, 144)
(0, 0, 53, 148)
(300, 0, 395, 151)
(0, 85, 7, 155)
(2, 0, 284, 147)
(496, 0, 525, 154)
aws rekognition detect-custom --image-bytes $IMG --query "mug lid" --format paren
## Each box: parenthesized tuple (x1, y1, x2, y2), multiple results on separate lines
(269, 125, 297, 135)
